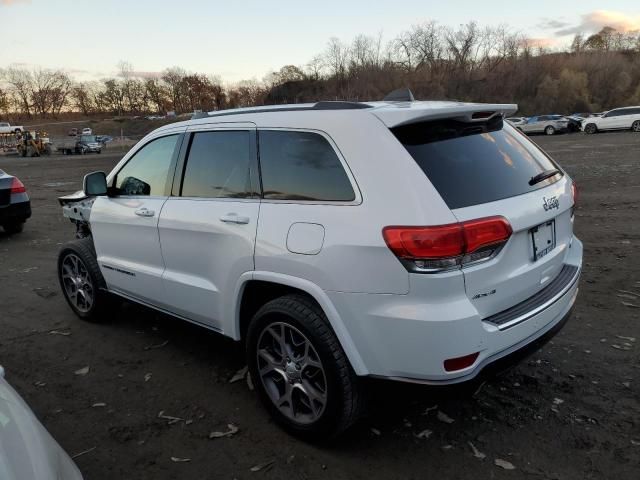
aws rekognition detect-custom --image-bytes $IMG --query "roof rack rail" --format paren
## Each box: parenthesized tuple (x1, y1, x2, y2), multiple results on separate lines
(383, 88, 415, 102)
(313, 101, 371, 110)
(190, 101, 372, 120)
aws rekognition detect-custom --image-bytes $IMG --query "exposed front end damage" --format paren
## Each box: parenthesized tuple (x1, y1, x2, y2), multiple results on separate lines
(58, 191, 95, 238)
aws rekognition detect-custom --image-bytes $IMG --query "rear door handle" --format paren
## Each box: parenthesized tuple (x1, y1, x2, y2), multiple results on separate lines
(220, 213, 250, 224)
(135, 208, 155, 217)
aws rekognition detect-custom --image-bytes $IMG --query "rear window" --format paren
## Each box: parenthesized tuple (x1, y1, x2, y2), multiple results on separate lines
(392, 118, 561, 209)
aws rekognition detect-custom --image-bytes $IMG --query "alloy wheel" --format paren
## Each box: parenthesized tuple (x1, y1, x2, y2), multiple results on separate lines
(256, 322, 328, 425)
(60, 253, 94, 313)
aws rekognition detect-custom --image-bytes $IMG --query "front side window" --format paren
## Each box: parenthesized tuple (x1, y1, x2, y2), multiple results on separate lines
(115, 134, 179, 196)
(181, 130, 253, 198)
(258, 130, 355, 201)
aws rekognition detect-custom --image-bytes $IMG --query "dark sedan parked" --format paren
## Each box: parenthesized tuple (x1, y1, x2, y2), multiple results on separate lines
(0, 170, 31, 233)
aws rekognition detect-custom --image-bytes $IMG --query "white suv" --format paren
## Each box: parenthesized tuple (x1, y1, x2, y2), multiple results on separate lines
(58, 95, 582, 438)
(582, 106, 640, 133)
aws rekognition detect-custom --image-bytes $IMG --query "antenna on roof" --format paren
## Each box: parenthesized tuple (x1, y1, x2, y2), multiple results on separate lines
(383, 88, 415, 102)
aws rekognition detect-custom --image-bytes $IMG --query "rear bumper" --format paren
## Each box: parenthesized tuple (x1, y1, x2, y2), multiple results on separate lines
(327, 236, 582, 384)
(0, 200, 32, 223)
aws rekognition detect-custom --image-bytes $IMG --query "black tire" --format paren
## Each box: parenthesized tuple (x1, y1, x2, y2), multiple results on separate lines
(544, 125, 555, 135)
(2, 221, 24, 234)
(246, 294, 364, 439)
(57, 237, 111, 322)
(632, 120, 640, 133)
(585, 123, 597, 134)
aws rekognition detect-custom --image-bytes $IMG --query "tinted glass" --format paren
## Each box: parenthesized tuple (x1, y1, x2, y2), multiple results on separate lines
(259, 130, 355, 201)
(116, 134, 179, 196)
(181, 131, 252, 198)
(392, 119, 561, 209)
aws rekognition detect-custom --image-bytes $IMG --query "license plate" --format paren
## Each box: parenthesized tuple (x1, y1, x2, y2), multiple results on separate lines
(531, 220, 556, 261)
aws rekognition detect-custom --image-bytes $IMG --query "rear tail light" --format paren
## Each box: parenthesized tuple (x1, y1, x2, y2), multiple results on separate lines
(10, 177, 26, 194)
(571, 182, 578, 206)
(383, 216, 512, 273)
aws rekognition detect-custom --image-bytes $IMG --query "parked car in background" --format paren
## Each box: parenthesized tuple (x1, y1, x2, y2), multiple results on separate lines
(95, 135, 113, 147)
(0, 169, 31, 233)
(81, 127, 92, 135)
(582, 106, 640, 134)
(0, 366, 83, 479)
(68, 128, 78, 136)
(555, 115, 582, 132)
(58, 96, 581, 438)
(0, 122, 23, 134)
(76, 135, 102, 154)
(520, 115, 569, 135)
(506, 117, 527, 127)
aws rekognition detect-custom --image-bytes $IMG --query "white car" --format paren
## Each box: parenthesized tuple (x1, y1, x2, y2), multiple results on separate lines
(582, 106, 640, 134)
(0, 366, 83, 479)
(0, 122, 23, 134)
(57, 94, 582, 438)
(506, 116, 527, 127)
(81, 128, 92, 135)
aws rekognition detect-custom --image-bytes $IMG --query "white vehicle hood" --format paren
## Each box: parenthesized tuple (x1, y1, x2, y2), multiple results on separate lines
(0, 367, 83, 480)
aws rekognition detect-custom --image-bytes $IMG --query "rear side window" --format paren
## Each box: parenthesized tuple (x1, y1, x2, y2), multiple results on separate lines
(392, 119, 561, 209)
(181, 131, 252, 198)
(258, 130, 355, 201)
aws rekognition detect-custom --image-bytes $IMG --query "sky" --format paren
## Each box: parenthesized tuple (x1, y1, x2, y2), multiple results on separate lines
(0, 0, 639, 83)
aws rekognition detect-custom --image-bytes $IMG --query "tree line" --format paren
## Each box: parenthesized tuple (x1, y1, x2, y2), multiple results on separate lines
(1, 23, 639, 120)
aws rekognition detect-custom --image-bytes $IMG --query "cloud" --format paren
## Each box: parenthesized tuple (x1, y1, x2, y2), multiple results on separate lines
(1, 0, 30, 5)
(538, 19, 571, 30)
(555, 10, 640, 36)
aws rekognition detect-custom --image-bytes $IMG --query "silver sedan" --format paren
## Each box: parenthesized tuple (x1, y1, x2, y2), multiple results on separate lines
(519, 115, 569, 135)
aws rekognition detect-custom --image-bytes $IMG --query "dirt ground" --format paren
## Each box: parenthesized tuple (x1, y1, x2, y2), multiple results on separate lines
(0, 132, 638, 480)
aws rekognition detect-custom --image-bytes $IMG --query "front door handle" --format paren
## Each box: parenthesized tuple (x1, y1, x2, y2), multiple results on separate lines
(220, 213, 250, 224)
(135, 207, 155, 217)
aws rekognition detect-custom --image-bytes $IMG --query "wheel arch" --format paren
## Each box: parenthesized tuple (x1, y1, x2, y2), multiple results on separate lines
(230, 271, 368, 375)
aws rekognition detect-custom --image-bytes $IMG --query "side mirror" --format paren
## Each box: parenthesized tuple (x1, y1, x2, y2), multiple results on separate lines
(83, 171, 108, 196)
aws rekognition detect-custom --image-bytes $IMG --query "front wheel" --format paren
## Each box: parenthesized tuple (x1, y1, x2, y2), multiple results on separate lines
(247, 295, 364, 439)
(632, 120, 640, 133)
(584, 123, 597, 134)
(58, 238, 111, 322)
(545, 125, 555, 135)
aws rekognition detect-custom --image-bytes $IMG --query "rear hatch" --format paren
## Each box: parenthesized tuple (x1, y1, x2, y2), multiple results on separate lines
(391, 115, 575, 321)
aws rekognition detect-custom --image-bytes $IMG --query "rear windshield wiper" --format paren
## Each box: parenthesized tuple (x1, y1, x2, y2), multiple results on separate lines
(529, 169, 561, 186)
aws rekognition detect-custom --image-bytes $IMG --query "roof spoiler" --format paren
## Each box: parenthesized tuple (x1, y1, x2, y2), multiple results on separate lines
(383, 88, 415, 102)
(374, 103, 518, 128)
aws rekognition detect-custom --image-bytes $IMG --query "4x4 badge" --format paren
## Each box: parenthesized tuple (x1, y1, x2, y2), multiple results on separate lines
(543, 196, 559, 211)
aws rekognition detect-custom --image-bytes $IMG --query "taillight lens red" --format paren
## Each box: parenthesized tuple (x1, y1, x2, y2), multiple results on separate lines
(382, 224, 464, 259)
(383, 216, 512, 271)
(462, 217, 512, 253)
(571, 182, 578, 206)
(10, 177, 26, 194)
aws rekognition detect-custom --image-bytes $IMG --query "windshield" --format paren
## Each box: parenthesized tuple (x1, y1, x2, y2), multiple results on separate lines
(391, 118, 562, 209)
(80, 135, 97, 142)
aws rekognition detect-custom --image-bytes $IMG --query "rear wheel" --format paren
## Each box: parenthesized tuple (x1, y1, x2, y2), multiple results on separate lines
(544, 125, 555, 135)
(632, 120, 640, 133)
(584, 123, 597, 134)
(58, 237, 111, 322)
(247, 295, 364, 439)
(2, 221, 24, 234)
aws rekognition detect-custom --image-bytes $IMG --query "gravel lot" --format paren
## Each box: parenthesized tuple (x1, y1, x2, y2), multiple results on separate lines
(1, 132, 638, 480)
